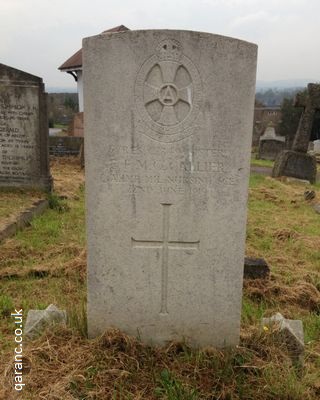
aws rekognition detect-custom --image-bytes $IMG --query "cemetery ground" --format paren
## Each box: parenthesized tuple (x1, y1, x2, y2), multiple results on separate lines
(0, 157, 320, 399)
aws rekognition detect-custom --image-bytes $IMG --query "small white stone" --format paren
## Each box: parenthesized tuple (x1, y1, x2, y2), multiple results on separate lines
(262, 313, 304, 364)
(25, 304, 67, 339)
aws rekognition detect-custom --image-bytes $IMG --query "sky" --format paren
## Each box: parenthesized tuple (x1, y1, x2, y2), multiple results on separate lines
(1, 0, 320, 90)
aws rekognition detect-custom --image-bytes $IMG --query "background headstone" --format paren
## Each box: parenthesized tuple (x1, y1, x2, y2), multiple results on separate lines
(49, 136, 83, 156)
(261, 125, 277, 140)
(272, 150, 317, 183)
(272, 84, 318, 183)
(84, 30, 257, 347)
(258, 124, 285, 160)
(244, 257, 270, 279)
(313, 139, 320, 154)
(0, 63, 52, 190)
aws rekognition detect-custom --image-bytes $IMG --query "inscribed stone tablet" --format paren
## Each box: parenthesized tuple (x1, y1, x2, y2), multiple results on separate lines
(0, 63, 52, 190)
(84, 30, 257, 347)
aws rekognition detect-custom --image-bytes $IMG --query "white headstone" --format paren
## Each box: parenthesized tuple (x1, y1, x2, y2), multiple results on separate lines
(260, 125, 285, 142)
(313, 139, 320, 154)
(84, 30, 257, 347)
(262, 125, 277, 139)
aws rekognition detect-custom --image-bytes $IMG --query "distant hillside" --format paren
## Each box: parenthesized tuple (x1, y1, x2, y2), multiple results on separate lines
(256, 79, 319, 91)
(47, 87, 77, 93)
(256, 87, 304, 107)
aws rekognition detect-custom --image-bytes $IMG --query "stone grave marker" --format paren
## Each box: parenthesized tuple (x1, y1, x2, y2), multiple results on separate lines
(49, 136, 83, 156)
(0, 63, 52, 190)
(258, 124, 285, 160)
(84, 30, 257, 347)
(273, 84, 318, 183)
(313, 139, 320, 154)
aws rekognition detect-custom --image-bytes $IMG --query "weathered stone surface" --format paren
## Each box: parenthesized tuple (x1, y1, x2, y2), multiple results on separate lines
(292, 84, 320, 153)
(0, 64, 52, 190)
(262, 313, 304, 365)
(313, 139, 320, 154)
(260, 125, 280, 141)
(258, 139, 285, 161)
(49, 136, 83, 156)
(258, 124, 285, 161)
(25, 304, 67, 339)
(272, 150, 317, 183)
(244, 257, 270, 279)
(84, 30, 257, 347)
(272, 84, 320, 183)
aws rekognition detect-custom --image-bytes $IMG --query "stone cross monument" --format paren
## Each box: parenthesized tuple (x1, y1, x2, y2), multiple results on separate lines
(273, 83, 319, 183)
(84, 30, 257, 347)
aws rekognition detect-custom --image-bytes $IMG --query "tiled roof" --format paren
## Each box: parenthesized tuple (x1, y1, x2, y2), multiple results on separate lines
(102, 25, 129, 34)
(59, 49, 82, 71)
(59, 25, 129, 71)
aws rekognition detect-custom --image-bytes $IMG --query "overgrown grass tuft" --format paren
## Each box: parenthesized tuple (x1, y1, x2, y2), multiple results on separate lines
(155, 369, 199, 400)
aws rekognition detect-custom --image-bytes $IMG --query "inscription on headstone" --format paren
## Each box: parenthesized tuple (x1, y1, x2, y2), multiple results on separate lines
(0, 63, 52, 190)
(84, 30, 257, 347)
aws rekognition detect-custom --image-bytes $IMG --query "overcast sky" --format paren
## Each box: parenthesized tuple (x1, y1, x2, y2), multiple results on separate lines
(1, 0, 319, 89)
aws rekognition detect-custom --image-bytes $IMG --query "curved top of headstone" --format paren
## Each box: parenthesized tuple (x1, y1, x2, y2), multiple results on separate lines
(83, 28, 257, 144)
(0, 63, 42, 84)
(260, 125, 285, 143)
(83, 29, 257, 50)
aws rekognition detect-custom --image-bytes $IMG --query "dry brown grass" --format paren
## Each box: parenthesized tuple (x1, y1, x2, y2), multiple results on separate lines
(0, 247, 86, 282)
(0, 156, 83, 235)
(50, 156, 84, 199)
(1, 327, 313, 400)
(0, 190, 44, 229)
(244, 279, 320, 313)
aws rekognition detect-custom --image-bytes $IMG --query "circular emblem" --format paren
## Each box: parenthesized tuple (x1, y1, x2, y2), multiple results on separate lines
(135, 39, 202, 142)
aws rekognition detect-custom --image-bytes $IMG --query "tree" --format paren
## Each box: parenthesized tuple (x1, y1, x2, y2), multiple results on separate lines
(64, 96, 78, 112)
(278, 96, 304, 149)
(254, 98, 265, 107)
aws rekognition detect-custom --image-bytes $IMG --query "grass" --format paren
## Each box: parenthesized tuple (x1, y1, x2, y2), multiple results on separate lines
(53, 123, 68, 129)
(251, 155, 275, 168)
(0, 188, 44, 226)
(0, 158, 320, 399)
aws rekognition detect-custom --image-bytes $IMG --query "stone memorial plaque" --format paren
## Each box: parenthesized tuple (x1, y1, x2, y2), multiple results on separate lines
(84, 30, 257, 347)
(0, 63, 52, 190)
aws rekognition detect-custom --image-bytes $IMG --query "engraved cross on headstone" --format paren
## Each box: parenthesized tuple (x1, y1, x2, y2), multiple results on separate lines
(131, 203, 199, 315)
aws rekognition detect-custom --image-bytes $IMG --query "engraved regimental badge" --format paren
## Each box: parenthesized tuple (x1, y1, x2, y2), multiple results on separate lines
(135, 39, 202, 142)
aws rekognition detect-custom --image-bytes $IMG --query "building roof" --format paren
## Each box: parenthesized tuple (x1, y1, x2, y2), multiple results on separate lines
(59, 49, 83, 71)
(59, 25, 129, 71)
